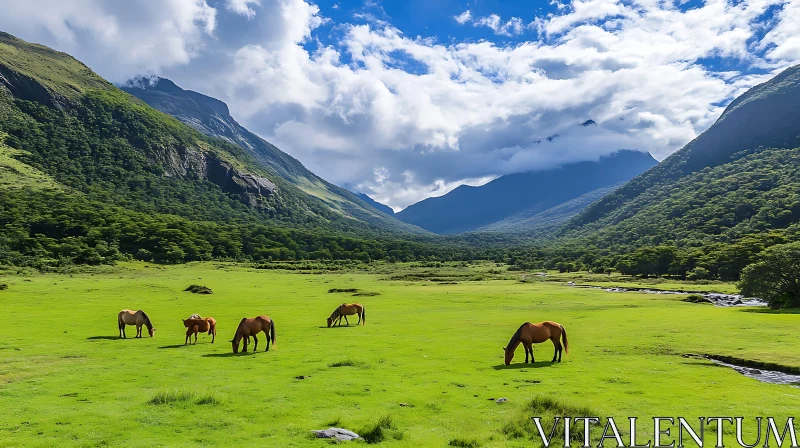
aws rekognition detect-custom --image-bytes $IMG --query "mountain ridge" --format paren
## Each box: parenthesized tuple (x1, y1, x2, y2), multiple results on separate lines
(120, 75, 426, 236)
(396, 150, 658, 234)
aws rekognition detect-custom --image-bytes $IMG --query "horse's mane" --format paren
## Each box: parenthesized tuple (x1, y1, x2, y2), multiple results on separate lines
(507, 322, 528, 348)
(233, 317, 247, 338)
(140, 310, 153, 330)
(329, 305, 342, 320)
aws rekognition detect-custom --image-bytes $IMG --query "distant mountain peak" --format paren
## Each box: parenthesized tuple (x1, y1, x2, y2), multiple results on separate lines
(396, 149, 657, 234)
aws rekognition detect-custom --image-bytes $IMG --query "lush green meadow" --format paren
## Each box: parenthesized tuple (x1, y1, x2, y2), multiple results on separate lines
(0, 262, 798, 447)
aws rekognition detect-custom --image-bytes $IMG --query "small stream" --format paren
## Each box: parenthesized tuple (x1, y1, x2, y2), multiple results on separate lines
(565, 283, 767, 307)
(708, 358, 800, 387)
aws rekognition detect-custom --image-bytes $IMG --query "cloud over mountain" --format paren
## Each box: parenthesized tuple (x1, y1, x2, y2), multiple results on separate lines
(2, 0, 798, 209)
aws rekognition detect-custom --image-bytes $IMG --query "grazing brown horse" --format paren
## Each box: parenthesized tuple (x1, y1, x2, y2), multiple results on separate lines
(327, 303, 365, 327)
(182, 317, 217, 345)
(118, 309, 156, 338)
(503, 321, 568, 365)
(231, 316, 275, 353)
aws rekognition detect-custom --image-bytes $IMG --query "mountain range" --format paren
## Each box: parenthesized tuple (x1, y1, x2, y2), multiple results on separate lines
(4, 30, 800, 273)
(119, 76, 419, 237)
(395, 150, 658, 234)
(560, 64, 800, 251)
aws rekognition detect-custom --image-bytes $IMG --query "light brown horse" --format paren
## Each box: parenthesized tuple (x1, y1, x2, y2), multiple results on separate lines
(118, 309, 156, 338)
(503, 321, 568, 365)
(327, 303, 365, 327)
(231, 316, 275, 353)
(182, 317, 217, 345)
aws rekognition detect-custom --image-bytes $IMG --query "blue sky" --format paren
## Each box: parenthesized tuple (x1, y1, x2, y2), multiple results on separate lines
(1, 0, 798, 209)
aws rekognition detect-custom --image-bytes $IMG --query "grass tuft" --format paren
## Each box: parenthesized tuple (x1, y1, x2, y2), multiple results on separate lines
(449, 438, 481, 447)
(184, 284, 213, 294)
(194, 394, 220, 406)
(328, 288, 359, 293)
(147, 390, 195, 405)
(328, 359, 362, 368)
(503, 396, 599, 442)
(360, 415, 398, 444)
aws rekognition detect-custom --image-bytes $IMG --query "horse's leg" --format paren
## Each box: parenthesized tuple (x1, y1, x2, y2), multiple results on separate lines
(252, 334, 259, 351)
(344, 315, 350, 325)
(265, 330, 270, 352)
(551, 338, 561, 363)
(528, 343, 535, 363)
(524, 345, 530, 363)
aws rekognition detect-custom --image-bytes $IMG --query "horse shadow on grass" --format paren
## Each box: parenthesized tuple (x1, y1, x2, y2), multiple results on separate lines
(86, 336, 123, 341)
(492, 361, 558, 370)
(319, 325, 357, 329)
(202, 352, 265, 358)
(158, 344, 186, 349)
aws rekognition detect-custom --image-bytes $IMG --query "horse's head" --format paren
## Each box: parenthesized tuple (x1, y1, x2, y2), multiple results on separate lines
(149, 327, 156, 337)
(231, 339, 240, 353)
(503, 346, 514, 365)
(327, 317, 333, 327)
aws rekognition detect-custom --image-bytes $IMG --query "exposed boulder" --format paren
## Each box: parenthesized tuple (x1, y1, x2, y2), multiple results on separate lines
(312, 428, 360, 441)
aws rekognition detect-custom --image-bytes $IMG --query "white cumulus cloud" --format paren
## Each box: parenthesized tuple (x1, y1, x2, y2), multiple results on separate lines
(1, 0, 799, 210)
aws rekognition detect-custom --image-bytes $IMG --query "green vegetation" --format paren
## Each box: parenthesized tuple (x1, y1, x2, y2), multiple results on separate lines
(1, 33, 470, 269)
(739, 241, 800, 309)
(0, 262, 797, 446)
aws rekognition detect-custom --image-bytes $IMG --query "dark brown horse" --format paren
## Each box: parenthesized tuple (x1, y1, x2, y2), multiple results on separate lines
(231, 316, 275, 353)
(503, 321, 568, 365)
(182, 317, 217, 345)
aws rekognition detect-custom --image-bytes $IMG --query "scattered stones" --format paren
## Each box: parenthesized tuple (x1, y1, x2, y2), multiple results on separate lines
(567, 284, 767, 307)
(398, 403, 413, 407)
(312, 428, 360, 441)
(495, 397, 508, 403)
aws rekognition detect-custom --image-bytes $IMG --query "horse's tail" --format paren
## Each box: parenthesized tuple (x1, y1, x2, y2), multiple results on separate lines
(270, 320, 276, 347)
(208, 319, 215, 335)
(362, 306, 366, 324)
(561, 325, 569, 354)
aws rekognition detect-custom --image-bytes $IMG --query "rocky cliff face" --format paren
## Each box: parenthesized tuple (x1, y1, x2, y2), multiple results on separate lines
(154, 145, 276, 202)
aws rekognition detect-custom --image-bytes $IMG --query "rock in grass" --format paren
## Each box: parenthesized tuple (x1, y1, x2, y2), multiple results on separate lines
(495, 397, 508, 403)
(312, 428, 360, 441)
(184, 285, 213, 294)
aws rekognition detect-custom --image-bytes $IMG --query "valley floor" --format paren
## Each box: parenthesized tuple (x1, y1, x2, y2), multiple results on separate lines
(0, 262, 798, 447)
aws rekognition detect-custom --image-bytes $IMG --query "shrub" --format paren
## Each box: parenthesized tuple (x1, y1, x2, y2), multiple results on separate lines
(449, 438, 481, 447)
(682, 294, 712, 304)
(184, 284, 213, 294)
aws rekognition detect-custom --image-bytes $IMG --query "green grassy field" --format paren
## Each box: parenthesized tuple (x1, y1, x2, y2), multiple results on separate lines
(0, 262, 798, 447)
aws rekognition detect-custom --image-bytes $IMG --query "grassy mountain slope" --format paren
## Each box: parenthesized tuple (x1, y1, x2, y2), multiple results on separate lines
(478, 183, 621, 236)
(120, 76, 419, 235)
(560, 146, 800, 251)
(356, 192, 395, 215)
(568, 64, 800, 233)
(0, 32, 443, 267)
(396, 150, 657, 234)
